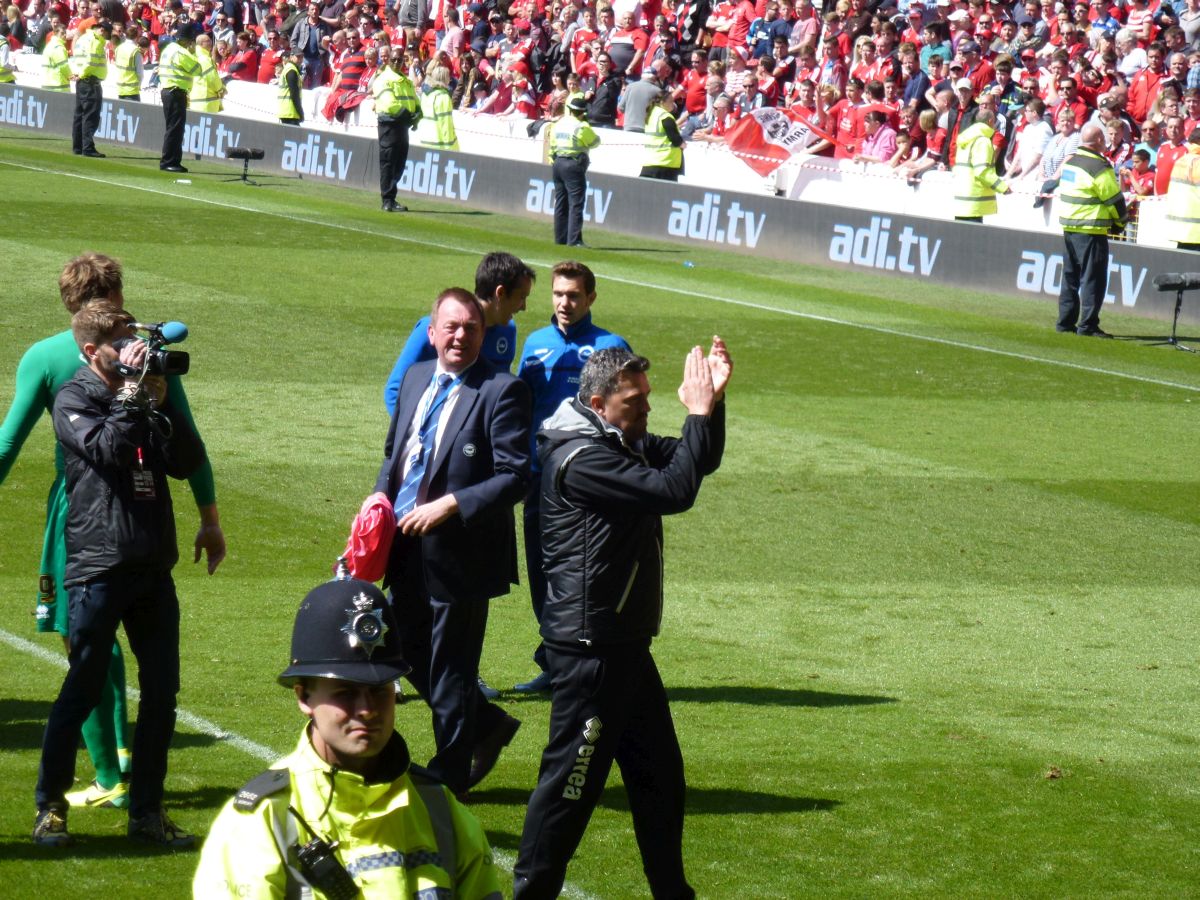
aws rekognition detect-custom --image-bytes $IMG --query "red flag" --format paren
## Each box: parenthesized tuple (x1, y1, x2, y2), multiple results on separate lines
(724, 107, 837, 176)
(341, 492, 397, 583)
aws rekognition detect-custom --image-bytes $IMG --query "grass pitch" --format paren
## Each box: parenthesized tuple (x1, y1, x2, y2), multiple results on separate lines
(1, 130, 1198, 898)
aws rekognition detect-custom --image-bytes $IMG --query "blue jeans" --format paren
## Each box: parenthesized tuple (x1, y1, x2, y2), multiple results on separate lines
(36, 570, 180, 818)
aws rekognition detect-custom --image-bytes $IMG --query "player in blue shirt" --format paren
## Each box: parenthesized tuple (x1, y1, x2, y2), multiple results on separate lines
(383, 252, 535, 416)
(513, 261, 631, 693)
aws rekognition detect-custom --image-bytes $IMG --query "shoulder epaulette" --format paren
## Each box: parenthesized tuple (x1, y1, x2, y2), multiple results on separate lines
(407, 764, 445, 787)
(233, 768, 290, 812)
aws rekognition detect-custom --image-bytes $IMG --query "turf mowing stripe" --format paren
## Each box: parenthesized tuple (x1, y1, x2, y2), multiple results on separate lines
(4, 158, 1199, 397)
(0, 626, 596, 900)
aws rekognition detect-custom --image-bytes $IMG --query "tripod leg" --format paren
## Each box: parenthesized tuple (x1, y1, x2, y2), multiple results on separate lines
(1172, 290, 1183, 346)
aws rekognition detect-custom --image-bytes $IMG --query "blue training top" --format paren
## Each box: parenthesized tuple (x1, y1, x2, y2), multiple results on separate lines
(517, 313, 631, 470)
(383, 315, 518, 416)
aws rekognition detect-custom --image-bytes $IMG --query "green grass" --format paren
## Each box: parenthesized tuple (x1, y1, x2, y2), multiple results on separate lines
(1, 129, 1198, 898)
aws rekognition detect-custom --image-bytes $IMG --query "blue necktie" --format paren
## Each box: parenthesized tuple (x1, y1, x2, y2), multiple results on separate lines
(394, 374, 454, 518)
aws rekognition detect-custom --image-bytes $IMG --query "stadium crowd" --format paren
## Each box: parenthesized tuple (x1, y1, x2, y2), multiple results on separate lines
(10, 0, 1200, 191)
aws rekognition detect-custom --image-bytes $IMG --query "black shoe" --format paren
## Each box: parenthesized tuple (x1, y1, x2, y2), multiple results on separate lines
(1077, 328, 1113, 338)
(82, 150, 105, 158)
(477, 674, 500, 700)
(513, 670, 553, 693)
(128, 808, 195, 849)
(381, 200, 408, 212)
(468, 714, 521, 789)
(160, 165, 188, 173)
(33, 806, 72, 847)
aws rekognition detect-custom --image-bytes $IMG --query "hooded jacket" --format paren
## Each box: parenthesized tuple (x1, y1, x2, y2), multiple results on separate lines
(537, 397, 724, 648)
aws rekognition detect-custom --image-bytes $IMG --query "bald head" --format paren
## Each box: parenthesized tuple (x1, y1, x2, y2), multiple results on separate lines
(1080, 122, 1105, 151)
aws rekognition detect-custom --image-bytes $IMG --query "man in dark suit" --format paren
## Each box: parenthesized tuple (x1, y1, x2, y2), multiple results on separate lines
(374, 287, 531, 796)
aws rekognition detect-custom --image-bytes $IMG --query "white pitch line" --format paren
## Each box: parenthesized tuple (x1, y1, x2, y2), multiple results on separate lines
(0, 626, 597, 900)
(3, 157, 1199, 395)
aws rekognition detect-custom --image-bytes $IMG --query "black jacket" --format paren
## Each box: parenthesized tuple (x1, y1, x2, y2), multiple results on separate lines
(588, 74, 624, 127)
(537, 397, 724, 648)
(53, 368, 205, 585)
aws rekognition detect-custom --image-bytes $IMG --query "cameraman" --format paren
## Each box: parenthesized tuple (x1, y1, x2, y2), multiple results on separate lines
(34, 303, 205, 849)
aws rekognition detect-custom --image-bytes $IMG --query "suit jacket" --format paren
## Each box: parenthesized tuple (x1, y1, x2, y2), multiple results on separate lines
(375, 358, 531, 602)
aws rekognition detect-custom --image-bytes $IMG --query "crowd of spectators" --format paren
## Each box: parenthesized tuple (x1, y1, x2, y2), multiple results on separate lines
(10, 0, 1200, 200)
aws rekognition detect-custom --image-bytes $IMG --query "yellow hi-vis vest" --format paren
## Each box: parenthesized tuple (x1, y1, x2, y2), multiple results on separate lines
(550, 113, 600, 159)
(70, 30, 107, 80)
(1165, 146, 1200, 245)
(113, 40, 141, 96)
(279, 61, 302, 120)
(158, 40, 200, 92)
(42, 35, 70, 90)
(0, 46, 14, 83)
(371, 66, 419, 118)
(189, 46, 223, 112)
(953, 121, 1005, 217)
(1057, 147, 1124, 235)
(643, 105, 681, 169)
(191, 729, 504, 899)
(420, 87, 459, 150)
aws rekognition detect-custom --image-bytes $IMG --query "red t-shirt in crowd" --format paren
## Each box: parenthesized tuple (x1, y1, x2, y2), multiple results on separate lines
(1156, 141, 1188, 195)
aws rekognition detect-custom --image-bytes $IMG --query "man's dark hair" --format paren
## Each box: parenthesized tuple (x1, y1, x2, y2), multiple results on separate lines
(551, 260, 596, 295)
(578, 349, 650, 402)
(474, 251, 536, 302)
(71, 301, 134, 352)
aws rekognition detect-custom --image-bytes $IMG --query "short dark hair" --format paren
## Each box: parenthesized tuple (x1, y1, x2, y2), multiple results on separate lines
(72, 301, 134, 351)
(578, 349, 650, 402)
(551, 260, 596, 295)
(474, 251, 535, 302)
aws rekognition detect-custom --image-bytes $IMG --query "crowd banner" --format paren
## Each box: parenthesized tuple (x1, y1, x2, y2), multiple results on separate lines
(4, 83, 1195, 325)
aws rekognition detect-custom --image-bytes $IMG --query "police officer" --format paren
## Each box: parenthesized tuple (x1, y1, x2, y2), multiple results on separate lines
(1165, 127, 1200, 251)
(189, 33, 226, 114)
(639, 91, 684, 181)
(953, 107, 1010, 222)
(42, 25, 71, 93)
(279, 48, 305, 125)
(70, 18, 111, 158)
(371, 47, 421, 212)
(159, 23, 201, 173)
(549, 96, 600, 246)
(421, 64, 459, 152)
(193, 573, 504, 899)
(1057, 122, 1126, 337)
(112, 24, 145, 102)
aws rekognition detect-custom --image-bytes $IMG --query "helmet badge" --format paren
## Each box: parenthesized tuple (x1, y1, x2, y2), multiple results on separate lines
(341, 592, 389, 659)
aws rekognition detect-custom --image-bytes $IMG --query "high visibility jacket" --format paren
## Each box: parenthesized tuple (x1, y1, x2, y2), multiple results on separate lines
(643, 105, 681, 169)
(1165, 145, 1200, 244)
(113, 40, 141, 96)
(70, 30, 107, 80)
(158, 40, 200, 92)
(371, 66, 419, 118)
(42, 35, 70, 91)
(279, 61, 303, 120)
(189, 46, 223, 112)
(953, 121, 1005, 217)
(420, 87, 459, 150)
(550, 113, 600, 159)
(192, 729, 503, 900)
(0, 44, 14, 83)
(1058, 146, 1125, 235)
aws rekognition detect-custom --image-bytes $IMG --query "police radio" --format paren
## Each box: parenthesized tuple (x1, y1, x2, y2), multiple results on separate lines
(287, 806, 361, 899)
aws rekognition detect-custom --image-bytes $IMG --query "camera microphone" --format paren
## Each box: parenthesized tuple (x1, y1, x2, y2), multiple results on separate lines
(132, 321, 189, 344)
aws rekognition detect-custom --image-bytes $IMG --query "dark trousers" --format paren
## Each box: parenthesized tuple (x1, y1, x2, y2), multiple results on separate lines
(522, 488, 548, 672)
(552, 155, 588, 246)
(1178, 242, 1200, 251)
(389, 546, 506, 794)
(639, 165, 680, 182)
(514, 643, 694, 900)
(36, 570, 180, 818)
(160, 87, 188, 168)
(72, 76, 102, 154)
(378, 117, 410, 203)
(1058, 230, 1109, 333)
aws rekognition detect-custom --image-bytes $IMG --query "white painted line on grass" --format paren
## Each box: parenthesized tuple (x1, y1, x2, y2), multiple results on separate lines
(0, 626, 595, 900)
(5, 157, 1198, 397)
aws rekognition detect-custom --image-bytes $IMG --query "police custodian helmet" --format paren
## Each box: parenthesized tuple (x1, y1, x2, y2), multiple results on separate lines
(278, 577, 411, 687)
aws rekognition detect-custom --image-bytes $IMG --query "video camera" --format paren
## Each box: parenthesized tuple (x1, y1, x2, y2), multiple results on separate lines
(113, 321, 190, 378)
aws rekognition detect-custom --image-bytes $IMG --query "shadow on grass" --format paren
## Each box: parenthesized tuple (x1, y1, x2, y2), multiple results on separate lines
(0, 699, 51, 751)
(666, 686, 896, 708)
(464, 785, 840, 817)
(162, 784, 244, 811)
(0, 835, 201, 860)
